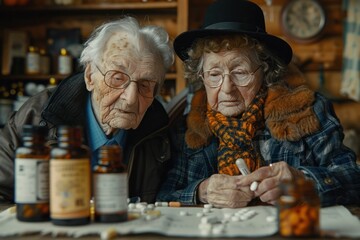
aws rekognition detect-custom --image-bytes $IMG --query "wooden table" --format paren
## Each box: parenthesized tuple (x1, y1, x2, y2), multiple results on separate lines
(1, 202, 359, 240)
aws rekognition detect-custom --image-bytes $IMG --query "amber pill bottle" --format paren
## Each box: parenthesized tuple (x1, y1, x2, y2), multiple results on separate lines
(15, 125, 50, 222)
(93, 145, 128, 223)
(50, 126, 91, 226)
(278, 178, 320, 237)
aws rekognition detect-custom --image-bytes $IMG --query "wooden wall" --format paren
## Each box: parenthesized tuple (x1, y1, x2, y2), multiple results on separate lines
(189, 0, 360, 157)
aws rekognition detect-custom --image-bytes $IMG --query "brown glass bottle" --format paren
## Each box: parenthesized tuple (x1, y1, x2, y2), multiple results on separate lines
(15, 125, 50, 222)
(278, 178, 320, 237)
(50, 126, 91, 226)
(93, 145, 128, 222)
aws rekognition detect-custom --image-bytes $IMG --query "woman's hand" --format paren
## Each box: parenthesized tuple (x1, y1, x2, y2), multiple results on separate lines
(237, 162, 305, 205)
(197, 174, 254, 208)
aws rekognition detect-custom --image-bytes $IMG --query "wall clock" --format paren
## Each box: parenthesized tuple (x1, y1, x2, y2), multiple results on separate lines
(281, 0, 327, 43)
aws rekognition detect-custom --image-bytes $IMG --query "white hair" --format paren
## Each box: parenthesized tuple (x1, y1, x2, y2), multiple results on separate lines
(79, 16, 174, 85)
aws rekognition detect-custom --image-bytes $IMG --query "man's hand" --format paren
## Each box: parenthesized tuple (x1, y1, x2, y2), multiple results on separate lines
(237, 161, 306, 205)
(197, 174, 254, 208)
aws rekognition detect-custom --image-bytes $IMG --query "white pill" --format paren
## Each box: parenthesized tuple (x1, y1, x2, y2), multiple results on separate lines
(223, 212, 232, 220)
(240, 214, 250, 221)
(147, 204, 155, 210)
(155, 201, 168, 207)
(179, 210, 188, 216)
(203, 208, 211, 213)
(136, 203, 147, 209)
(128, 203, 136, 209)
(198, 222, 212, 231)
(231, 216, 240, 222)
(237, 208, 249, 215)
(250, 181, 259, 191)
(196, 212, 205, 217)
(204, 204, 213, 209)
(212, 225, 225, 235)
(266, 215, 276, 222)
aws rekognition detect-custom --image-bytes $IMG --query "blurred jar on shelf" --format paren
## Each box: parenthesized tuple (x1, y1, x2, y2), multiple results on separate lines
(3, 0, 30, 6)
(26, 46, 40, 75)
(58, 48, 73, 75)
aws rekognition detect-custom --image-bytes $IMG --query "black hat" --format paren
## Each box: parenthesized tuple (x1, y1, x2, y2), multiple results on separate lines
(174, 0, 292, 64)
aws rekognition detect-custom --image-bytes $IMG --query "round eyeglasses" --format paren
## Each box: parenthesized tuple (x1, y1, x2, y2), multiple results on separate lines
(200, 66, 261, 88)
(95, 65, 158, 98)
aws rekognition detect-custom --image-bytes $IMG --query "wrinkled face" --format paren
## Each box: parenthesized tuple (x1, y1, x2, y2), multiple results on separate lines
(202, 48, 263, 117)
(85, 32, 164, 134)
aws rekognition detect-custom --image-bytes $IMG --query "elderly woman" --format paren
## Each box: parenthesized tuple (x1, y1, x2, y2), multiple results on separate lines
(0, 16, 174, 203)
(157, 0, 360, 208)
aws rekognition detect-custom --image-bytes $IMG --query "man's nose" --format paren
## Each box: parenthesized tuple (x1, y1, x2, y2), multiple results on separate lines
(122, 81, 138, 104)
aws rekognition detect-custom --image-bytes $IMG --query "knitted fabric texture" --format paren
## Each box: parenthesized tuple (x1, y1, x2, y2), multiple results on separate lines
(206, 87, 267, 175)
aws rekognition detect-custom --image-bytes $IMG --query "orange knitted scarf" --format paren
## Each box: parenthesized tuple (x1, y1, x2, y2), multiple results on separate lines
(206, 87, 267, 175)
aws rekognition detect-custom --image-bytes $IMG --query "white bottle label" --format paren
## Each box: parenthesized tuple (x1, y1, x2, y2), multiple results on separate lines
(58, 55, 72, 75)
(15, 158, 49, 203)
(50, 159, 91, 219)
(26, 52, 40, 74)
(93, 173, 128, 214)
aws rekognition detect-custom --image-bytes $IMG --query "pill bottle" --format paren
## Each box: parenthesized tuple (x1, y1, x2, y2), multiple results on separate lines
(93, 145, 128, 223)
(278, 178, 320, 237)
(58, 48, 72, 75)
(26, 46, 40, 75)
(50, 126, 91, 226)
(15, 125, 50, 222)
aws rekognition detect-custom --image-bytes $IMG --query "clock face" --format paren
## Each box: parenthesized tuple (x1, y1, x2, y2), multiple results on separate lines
(281, 0, 326, 43)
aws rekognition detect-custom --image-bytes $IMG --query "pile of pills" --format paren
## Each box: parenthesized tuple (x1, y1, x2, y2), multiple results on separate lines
(99, 199, 277, 239)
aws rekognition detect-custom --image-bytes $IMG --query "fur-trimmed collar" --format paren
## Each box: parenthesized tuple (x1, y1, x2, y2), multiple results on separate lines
(185, 67, 320, 149)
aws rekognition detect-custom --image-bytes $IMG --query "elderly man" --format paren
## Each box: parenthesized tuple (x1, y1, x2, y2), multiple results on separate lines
(0, 16, 174, 203)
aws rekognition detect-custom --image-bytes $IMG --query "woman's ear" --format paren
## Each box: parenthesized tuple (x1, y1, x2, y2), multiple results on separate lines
(84, 64, 95, 91)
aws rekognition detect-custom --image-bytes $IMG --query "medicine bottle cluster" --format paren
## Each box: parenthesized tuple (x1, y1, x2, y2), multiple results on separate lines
(278, 178, 320, 237)
(24, 46, 74, 76)
(14, 125, 128, 226)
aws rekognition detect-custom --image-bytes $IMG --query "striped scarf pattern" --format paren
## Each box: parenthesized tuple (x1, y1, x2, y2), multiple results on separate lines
(206, 87, 266, 175)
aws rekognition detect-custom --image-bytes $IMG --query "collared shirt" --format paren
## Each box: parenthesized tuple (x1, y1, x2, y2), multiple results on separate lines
(86, 94, 127, 167)
(156, 93, 360, 207)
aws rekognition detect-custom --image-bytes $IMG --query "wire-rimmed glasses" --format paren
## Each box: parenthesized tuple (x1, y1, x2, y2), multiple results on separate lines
(200, 65, 261, 88)
(95, 65, 158, 98)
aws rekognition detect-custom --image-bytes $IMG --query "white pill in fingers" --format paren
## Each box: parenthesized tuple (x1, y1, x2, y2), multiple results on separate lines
(250, 181, 259, 191)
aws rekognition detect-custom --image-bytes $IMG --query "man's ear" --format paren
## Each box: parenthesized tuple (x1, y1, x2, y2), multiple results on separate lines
(84, 64, 95, 91)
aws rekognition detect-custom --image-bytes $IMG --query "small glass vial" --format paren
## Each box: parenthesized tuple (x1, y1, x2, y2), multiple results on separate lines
(15, 125, 50, 222)
(26, 46, 40, 75)
(278, 178, 320, 237)
(93, 145, 128, 223)
(58, 48, 72, 75)
(50, 126, 91, 226)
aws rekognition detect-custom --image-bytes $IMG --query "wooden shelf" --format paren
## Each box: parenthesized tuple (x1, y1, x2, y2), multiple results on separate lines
(0, 73, 178, 81)
(0, 0, 188, 95)
(0, 2, 178, 12)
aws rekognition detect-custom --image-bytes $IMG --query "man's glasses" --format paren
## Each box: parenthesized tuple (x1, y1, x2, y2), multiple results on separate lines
(200, 66, 261, 88)
(95, 65, 158, 98)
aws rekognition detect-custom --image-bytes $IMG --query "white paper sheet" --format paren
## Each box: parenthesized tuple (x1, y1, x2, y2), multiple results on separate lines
(0, 205, 359, 238)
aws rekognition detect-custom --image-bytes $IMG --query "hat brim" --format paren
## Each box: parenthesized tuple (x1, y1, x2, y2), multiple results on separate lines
(174, 29, 293, 65)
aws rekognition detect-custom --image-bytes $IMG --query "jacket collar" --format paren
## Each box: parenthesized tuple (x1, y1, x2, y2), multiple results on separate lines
(41, 72, 87, 126)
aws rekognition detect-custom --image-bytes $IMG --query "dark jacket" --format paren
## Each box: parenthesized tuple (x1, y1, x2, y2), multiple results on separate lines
(0, 73, 170, 203)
